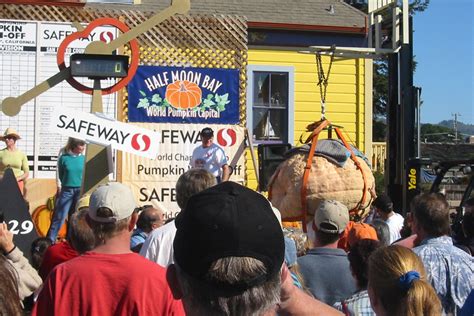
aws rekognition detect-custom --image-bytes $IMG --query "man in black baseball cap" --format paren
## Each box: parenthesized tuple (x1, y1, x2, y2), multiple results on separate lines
(200, 127, 214, 138)
(190, 127, 230, 183)
(168, 182, 341, 316)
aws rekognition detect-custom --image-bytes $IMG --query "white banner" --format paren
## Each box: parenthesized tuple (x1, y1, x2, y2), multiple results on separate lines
(50, 107, 160, 159)
(121, 123, 246, 216)
(0, 21, 37, 47)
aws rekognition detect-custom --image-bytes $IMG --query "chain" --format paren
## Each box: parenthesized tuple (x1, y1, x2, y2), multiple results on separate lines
(315, 47, 335, 120)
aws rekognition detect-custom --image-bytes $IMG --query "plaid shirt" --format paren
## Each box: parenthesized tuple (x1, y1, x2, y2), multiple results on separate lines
(334, 290, 375, 316)
(414, 236, 474, 314)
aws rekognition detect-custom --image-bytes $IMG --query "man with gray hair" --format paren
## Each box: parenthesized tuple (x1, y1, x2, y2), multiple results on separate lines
(33, 182, 184, 315)
(168, 181, 342, 315)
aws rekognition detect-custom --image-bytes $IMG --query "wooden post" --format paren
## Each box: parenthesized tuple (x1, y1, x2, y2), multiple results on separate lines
(81, 80, 111, 195)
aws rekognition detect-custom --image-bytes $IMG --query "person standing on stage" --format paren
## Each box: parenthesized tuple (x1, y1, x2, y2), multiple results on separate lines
(0, 128, 29, 195)
(47, 138, 85, 243)
(190, 127, 230, 183)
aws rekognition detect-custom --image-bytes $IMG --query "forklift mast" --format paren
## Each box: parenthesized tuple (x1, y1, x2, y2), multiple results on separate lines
(386, 17, 419, 214)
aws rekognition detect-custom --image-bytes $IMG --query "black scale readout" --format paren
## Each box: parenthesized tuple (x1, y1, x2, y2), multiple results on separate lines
(70, 54, 129, 79)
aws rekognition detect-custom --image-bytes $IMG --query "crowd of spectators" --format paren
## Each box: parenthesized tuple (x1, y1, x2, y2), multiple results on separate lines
(0, 167, 473, 315)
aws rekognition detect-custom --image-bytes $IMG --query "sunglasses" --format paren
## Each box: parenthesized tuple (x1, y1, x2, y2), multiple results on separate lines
(135, 205, 154, 212)
(4, 136, 16, 140)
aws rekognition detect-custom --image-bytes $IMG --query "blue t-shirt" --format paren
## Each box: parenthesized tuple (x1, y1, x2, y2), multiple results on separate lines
(297, 247, 357, 306)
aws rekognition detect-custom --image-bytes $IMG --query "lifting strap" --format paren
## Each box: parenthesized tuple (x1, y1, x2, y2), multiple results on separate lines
(299, 120, 329, 231)
(270, 119, 370, 231)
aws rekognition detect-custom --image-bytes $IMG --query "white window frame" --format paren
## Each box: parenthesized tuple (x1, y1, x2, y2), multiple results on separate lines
(246, 65, 294, 145)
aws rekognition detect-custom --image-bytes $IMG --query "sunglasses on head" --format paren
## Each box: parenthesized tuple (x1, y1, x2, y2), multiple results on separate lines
(135, 205, 154, 212)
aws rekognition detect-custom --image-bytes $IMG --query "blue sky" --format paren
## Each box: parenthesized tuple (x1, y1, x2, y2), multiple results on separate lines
(413, 0, 473, 124)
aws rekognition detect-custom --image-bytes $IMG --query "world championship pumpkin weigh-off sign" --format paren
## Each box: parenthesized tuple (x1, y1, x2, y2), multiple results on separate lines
(128, 66, 240, 124)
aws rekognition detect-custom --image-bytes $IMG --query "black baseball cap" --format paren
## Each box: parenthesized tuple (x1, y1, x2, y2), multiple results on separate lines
(173, 181, 284, 295)
(200, 127, 214, 138)
(372, 194, 393, 213)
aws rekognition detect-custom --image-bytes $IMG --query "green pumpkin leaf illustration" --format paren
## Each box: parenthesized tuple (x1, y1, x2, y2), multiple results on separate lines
(151, 94, 162, 103)
(139, 90, 147, 97)
(215, 93, 230, 110)
(137, 98, 150, 109)
(202, 98, 216, 108)
(217, 103, 226, 111)
(206, 94, 214, 100)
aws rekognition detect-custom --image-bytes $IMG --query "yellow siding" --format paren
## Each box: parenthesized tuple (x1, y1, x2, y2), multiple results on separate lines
(245, 49, 366, 190)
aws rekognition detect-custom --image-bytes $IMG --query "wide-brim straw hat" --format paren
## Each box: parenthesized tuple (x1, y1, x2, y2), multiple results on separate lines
(0, 127, 21, 140)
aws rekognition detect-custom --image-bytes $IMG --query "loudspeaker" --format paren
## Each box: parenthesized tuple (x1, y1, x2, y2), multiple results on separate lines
(258, 143, 291, 191)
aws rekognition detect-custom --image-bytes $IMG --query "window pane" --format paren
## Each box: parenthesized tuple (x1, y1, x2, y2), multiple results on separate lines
(252, 108, 287, 141)
(270, 73, 288, 108)
(267, 109, 287, 140)
(251, 70, 290, 143)
(253, 108, 269, 140)
(253, 72, 270, 106)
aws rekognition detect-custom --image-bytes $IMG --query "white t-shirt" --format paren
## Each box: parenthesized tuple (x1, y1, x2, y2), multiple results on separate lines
(386, 212, 405, 244)
(190, 143, 228, 178)
(139, 221, 177, 267)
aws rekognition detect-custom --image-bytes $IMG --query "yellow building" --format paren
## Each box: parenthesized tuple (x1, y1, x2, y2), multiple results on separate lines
(245, 50, 370, 189)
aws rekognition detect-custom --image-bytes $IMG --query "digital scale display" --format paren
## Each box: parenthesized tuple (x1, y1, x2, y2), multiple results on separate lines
(70, 54, 129, 79)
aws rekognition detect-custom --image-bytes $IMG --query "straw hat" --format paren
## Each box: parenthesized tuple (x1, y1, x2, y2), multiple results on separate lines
(0, 127, 21, 140)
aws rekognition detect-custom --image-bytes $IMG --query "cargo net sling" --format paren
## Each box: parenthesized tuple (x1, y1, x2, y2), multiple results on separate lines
(268, 49, 375, 231)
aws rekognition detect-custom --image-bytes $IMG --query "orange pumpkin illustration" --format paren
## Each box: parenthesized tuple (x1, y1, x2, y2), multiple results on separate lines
(165, 80, 202, 109)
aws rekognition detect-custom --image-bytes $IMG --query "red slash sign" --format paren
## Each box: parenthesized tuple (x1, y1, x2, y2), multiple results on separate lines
(56, 18, 140, 95)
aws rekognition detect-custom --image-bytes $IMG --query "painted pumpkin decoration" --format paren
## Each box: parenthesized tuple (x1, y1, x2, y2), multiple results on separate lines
(165, 80, 202, 109)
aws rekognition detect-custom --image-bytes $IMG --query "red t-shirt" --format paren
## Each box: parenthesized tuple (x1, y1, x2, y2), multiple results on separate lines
(39, 241, 79, 281)
(33, 252, 185, 316)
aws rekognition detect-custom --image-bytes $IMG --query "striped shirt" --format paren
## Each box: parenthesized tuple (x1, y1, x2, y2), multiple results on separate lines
(334, 290, 375, 316)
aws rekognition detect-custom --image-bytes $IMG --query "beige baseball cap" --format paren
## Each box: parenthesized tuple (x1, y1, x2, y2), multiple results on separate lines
(313, 200, 349, 234)
(88, 183, 138, 223)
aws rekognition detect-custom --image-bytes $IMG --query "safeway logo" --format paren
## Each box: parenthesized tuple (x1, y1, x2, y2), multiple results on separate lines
(50, 107, 159, 160)
(216, 128, 236, 147)
(99, 31, 114, 43)
(131, 133, 151, 151)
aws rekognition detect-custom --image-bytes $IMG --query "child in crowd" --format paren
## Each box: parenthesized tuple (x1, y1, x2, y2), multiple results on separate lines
(368, 245, 441, 315)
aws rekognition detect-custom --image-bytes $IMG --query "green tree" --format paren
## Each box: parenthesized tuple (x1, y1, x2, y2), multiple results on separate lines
(420, 123, 455, 143)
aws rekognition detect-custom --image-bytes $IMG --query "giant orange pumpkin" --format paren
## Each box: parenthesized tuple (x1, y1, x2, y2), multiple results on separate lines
(165, 80, 202, 109)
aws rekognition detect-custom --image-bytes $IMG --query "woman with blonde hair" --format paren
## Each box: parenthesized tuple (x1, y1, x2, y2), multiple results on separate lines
(0, 128, 29, 195)
(368, 245, 441, 316)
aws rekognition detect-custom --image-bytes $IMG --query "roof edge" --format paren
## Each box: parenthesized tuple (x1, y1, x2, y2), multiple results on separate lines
(338, 0, 368, 18)
(0, 0, 84, 6)
(248, 21, 367, 35)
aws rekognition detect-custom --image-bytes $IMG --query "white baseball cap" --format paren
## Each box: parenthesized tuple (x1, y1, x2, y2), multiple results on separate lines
(88, 182, 138, 223)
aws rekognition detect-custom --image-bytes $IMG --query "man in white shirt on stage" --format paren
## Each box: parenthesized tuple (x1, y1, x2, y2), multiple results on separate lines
(190, 127, 230, 183)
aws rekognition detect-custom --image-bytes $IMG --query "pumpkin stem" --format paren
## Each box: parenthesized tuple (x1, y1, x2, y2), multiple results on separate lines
(179, 82, 187, 92)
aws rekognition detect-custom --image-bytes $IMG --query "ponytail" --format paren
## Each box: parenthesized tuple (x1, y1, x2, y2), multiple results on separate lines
(368, 246, 442, 316)
(405, 278, 441, 316)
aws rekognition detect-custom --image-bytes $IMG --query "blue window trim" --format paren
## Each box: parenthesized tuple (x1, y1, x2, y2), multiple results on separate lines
(246, 65, 294, 145)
